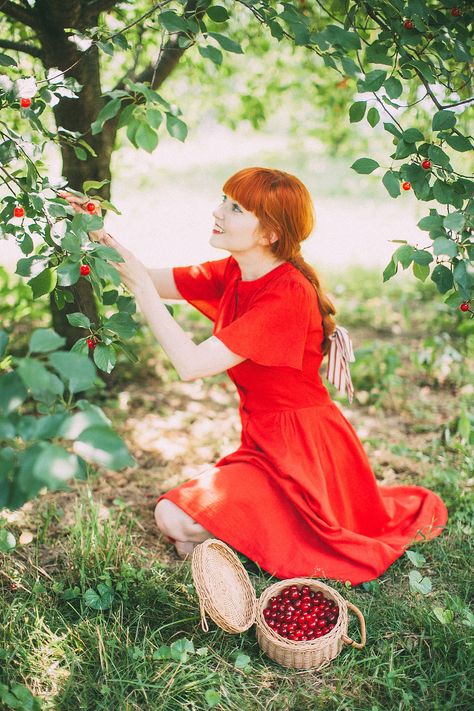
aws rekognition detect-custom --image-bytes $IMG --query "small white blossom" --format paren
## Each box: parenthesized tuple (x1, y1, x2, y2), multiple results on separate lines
(15, 77, 37, 98)
(0, 75, 13, 92)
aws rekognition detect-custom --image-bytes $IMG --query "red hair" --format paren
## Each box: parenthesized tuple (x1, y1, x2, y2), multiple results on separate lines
(223, 167, 337, 355)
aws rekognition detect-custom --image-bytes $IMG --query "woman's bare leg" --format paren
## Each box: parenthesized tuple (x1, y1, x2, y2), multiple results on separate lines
(154, 499, 214, 558)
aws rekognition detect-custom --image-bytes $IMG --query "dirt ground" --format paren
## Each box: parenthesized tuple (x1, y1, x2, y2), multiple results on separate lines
(4, 349, 457, 581)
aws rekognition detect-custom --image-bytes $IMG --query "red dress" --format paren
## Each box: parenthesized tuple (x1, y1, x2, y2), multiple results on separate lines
(156, 256, 448, 585)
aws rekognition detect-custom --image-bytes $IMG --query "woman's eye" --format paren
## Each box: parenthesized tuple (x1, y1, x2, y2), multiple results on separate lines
(232, 204, 241, 212)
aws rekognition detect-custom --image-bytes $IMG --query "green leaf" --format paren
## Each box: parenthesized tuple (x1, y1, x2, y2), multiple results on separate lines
(428, 144, 451, 167)
(170, 638, 195, 662)
(83, 179, 110, 193)
(234, 653, 251, 670)
(91, 244, 124, 262)
(91, 98, 122, 135)
(408, 570, 432, 595)
(350, 158, 379, 174)
(158, 10, 190, 33)
(321, 25, 360, 50)
(431, 264, 454, 294)
(0, 530, 16, 553)
(417, 214, 444, 231)
(166, 114, 188, 142)
(367, 106, 380, 127)
(146, 108, 163, 130)
(73, 426, 136, 470)
(84, 583, 115, 610)
(206, 5, 229, 22)
(444, 133, 473, 152)
(349, 101, 366, 123)
(0, 372, 28, 416)
(33, 444, 83, 491)
(205, 689, 221, 708)
(66, 312, 91, 329)
(103, 312, 138, 339)
(383, 122, 402, 139)
(432, 110, 456, 131)
(19, 233, 34, 255)
(405, 549, 426, 567)
(135, 122, 159, 153)
(57, 260, 81, 286)
(29, 328, 66, 354)
(208, 32, 243, 54)
(402, 128, 424, 144)
(153, 645, 172, 660)
(93, 344, 116, 374)
(413, 262, 430, 282)
(17, 359, 64, 399)
(394, 245, 414, 269)
(0, 52, 17, 67)
(74, 146, 87, 161)
(0, 330, 9, 359)
(58, 408, 110, 439)
(433, 237, 458, 258)
(28, 268, 57, 299)
(433, 607, 454, 625)
(453, 260, 473, 291)
(198, 44, 223, 65)
(357, 69, 386, 92)
(48, 352, 97, 394)
(384, 77, 403, 99)
(443, 212, 465, 232)
(382, 170, 401, 198)
(412, 250, 433, 266)
(383, 257, 398, 282)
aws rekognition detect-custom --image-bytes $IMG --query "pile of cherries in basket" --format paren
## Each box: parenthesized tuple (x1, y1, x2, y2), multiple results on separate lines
(262, 584, 339, 642)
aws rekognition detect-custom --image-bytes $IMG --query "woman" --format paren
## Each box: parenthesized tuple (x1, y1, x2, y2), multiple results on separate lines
(60, 167, 448, 585)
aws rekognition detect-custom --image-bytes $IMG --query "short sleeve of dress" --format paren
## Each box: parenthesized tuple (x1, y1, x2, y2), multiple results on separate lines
(214, 280, 314, 369)
(172, 257, 231, 322)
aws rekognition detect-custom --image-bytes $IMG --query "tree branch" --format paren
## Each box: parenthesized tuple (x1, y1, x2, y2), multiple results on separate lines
(112, 0, 201, 93)
(0, 1, 40, 29)
(0, 38, 42, 57)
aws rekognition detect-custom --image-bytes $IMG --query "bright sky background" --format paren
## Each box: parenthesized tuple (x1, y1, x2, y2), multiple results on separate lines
(1, 119, 427, 279)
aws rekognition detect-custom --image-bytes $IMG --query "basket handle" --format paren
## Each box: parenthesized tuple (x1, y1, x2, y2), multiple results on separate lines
(341, 602, 366, 649)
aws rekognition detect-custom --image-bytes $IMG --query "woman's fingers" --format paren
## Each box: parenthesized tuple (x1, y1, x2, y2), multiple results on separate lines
(58, 191, 101, 215)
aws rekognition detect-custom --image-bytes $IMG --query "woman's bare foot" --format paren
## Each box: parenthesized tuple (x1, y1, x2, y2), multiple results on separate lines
(174, 540, 198, 560)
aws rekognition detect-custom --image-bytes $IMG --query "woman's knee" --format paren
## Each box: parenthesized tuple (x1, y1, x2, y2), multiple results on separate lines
(154, 499, 212, 543)
(154, 499, 187, 540)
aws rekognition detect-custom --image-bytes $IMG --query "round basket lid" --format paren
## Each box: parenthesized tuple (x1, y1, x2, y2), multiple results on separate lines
(191, 539, 257, 634)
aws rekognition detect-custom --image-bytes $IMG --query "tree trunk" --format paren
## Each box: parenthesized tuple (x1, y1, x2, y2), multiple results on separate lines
(35, 4, 116, 349)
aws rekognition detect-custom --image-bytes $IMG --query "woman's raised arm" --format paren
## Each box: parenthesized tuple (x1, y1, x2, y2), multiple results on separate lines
(146, 268, 184, 301)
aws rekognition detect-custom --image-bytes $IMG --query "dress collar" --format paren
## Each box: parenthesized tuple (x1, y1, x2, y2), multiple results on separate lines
(232, 258, 293, 291)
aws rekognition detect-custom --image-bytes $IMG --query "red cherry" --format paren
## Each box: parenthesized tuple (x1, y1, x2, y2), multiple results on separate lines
(451, 8, 461, 17)
(87, 339, 96, 350)
(402, 181, 411, 191)
(80, 264, 91, 276)
(422, 159, 431, 170)
(86, 202, 96, 213)
(13, 206, 25, 218)
(403, 19, 414, 29)
(460, 303, 470, 312)
(20, 97, 31, 108)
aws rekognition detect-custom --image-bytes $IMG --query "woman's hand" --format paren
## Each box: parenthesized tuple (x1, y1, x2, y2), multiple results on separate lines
(58, 190, 152, 296)
(58, 190, 107, 243)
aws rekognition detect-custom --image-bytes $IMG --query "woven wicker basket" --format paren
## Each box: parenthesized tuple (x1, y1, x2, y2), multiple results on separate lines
(191, 538, 366, 670)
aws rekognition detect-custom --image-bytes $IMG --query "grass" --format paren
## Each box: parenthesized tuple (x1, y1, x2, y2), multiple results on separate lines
(1, 265, 473, 710)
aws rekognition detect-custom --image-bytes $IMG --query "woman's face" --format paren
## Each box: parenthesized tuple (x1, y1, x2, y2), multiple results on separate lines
(210, 194, 269, 253)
